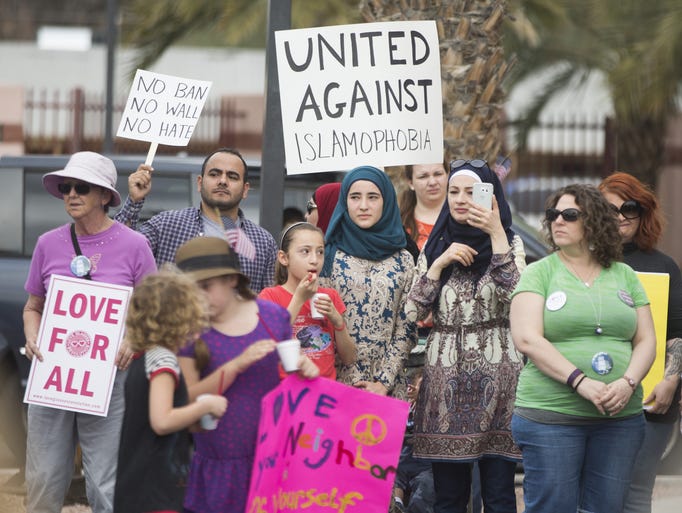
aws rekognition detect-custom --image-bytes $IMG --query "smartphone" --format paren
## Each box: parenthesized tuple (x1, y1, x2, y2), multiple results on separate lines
(472, 182, 493, 209)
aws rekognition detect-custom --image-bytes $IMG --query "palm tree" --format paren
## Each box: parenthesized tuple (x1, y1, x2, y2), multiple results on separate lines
(124, 0, 514, 169)
(122, 0, 361, 71)
(504, 0, 682, 188)
(360, 0, 513, 166)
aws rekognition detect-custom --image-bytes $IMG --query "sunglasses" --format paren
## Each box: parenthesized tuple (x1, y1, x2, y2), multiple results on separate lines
(306, 198, 317, 214)
(57, 182, 91, 195)
(609, 200, 642, 219)
(545, 208, 582, 223)
(450, 159, 487, 172)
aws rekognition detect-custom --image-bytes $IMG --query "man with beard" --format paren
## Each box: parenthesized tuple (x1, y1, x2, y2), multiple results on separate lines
(115, 147, 277, 292)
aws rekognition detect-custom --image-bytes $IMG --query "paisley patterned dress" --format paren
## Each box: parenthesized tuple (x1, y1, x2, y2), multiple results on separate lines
(406, 236, 525, 461)
(320, 248, 417, 398)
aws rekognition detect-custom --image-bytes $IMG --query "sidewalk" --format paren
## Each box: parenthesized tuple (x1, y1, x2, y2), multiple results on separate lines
(652, 475, 682, 513)
(1, 468, 681, 512)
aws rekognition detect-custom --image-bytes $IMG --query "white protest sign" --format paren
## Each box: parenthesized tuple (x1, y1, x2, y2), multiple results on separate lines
(116, 70, 212, 162)
(24, 275, 133, 416)
(275, 21, 443, 175)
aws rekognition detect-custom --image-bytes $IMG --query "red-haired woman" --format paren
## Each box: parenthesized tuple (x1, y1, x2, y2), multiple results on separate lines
(599, 172, 682, 513)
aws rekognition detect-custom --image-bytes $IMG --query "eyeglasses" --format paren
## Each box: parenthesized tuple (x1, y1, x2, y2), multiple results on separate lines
(450, 159, 487, 172)
(306, 198, 317, 214)
(57, 182, 91, 195)
(609, 200, 642, 219)
(545, 208, 582, 223)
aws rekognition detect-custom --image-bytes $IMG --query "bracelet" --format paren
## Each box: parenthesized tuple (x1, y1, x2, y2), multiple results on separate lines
(333, 321, 346, 331)
(622, 375, 637, 390)
(573, 374, 587, 392)
(566, 368, 583, 388)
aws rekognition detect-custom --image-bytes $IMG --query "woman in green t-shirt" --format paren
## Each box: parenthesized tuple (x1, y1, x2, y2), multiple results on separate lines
(509, 183, 656, 513)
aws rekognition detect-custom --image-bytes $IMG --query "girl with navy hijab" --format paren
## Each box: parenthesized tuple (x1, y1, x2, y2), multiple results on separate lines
(321, 165, 417, 397)
(405, 160, 526, 513)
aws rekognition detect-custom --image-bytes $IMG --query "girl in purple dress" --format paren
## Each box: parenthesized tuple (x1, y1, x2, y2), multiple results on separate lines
(174, 236, 319, 513)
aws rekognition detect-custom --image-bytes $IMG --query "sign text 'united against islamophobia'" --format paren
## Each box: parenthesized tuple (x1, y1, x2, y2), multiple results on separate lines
(275, 21, 444, 174)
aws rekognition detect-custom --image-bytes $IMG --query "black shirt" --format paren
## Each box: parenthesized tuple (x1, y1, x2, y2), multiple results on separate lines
(623, 243, 682, 423)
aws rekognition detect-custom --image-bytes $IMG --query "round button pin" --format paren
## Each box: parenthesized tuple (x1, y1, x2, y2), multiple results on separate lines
(70, 255, 91, 277)
(591, 351, 613, 375)
(546, 291, 567, 311)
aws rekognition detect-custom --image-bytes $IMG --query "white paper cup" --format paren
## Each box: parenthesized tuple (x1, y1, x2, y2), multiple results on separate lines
(276, 338, 301, 372)
(310, 292, 329, 320)
(197, 394, 219, 430)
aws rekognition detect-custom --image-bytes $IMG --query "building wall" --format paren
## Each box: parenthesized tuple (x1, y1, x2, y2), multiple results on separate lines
(0, 85, 24, 156)
(0, 42, 265, 100)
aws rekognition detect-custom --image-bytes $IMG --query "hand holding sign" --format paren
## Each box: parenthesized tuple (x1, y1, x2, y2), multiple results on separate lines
(24, 275, 133, 416)
(127, 164, 153, 203)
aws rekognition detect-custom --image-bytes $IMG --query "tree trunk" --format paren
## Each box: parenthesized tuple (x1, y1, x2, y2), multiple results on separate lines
(360, 0, 513, 171)
(612, 116, 666, 189)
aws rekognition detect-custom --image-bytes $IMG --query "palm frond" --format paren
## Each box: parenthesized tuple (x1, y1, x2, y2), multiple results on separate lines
(508, 64, 584, 150)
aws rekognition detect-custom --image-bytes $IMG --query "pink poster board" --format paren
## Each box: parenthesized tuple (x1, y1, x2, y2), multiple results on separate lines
(246, 376, 409, 513)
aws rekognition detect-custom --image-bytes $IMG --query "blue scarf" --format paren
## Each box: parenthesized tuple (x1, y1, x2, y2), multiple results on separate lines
(321, 166, 406, 276)
(423, 161, 515, 286)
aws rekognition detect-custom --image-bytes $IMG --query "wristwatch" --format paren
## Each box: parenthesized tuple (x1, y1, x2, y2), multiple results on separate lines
(622, 375, 637, 390)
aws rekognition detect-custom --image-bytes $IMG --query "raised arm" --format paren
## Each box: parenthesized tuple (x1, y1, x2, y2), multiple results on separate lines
(113, 164, 153, 228)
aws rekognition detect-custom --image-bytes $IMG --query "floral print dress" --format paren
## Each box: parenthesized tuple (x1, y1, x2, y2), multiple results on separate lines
(320, 248, 417, 398)
(406, 236, 526, 461)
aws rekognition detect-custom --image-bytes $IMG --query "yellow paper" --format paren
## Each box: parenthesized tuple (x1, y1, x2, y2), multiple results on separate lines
(635, 272, 669, 404)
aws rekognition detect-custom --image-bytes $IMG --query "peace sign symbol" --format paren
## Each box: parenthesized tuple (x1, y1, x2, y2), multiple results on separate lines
(350, 414, 387, 446)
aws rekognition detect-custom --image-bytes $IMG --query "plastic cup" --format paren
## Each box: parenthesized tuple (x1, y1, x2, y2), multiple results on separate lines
(310, 292, 329, 320)
(197, 394, 219, 430)
(276, 338, 301, 372)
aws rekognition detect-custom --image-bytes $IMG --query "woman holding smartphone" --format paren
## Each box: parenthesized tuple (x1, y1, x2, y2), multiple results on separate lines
(405, 159, 525, 513)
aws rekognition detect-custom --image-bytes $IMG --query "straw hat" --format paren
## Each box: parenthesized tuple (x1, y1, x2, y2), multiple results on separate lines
(42, 151, 121, 207)
(175, 236, 250, 286)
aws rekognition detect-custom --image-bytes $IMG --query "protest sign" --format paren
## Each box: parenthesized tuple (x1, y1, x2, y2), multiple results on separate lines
(276, 21, 443, 174)
(245, 376, 409, 513)
(24, 275, 132, 416)
(116, 69, 212, 164)
(636, 272, 669, 403)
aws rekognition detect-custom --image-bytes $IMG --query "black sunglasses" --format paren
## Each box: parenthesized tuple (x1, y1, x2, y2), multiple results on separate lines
(306, 198, 317, 214)
(610, 200, 642, 219)
(545, 208, 582, 223)
(57, 182, 91, 195)
(450, 159, 487, 172)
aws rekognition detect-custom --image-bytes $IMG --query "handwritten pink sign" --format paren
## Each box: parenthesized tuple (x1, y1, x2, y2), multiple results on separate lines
(246, 376, 409, 513)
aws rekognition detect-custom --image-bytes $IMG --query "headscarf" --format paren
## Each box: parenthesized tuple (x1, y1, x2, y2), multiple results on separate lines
(423, 160, 515, 286)
(321, 166, 406, 276)
(314, 182, 341, 234)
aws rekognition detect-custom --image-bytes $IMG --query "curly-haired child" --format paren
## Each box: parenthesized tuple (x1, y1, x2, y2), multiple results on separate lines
(114, 268, 227, 513)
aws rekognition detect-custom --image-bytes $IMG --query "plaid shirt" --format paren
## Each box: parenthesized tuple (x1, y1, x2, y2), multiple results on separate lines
(115, 197, 277, 292)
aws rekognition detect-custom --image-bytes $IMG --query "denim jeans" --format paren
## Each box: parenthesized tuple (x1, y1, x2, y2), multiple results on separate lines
(623, 420, 674, 513)
(432, 458, 517, 513)
(26, 369, 126, 513)
(471, 461, 482, 513)
(396, 444, 435, 513)
(512, 413, 645, 513)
